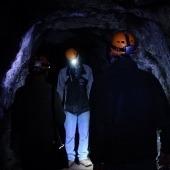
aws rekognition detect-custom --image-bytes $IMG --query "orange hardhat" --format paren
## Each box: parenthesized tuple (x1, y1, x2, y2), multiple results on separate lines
(110, 31, 136, 55)
(28, 55, 50, 72)
(65, 48, 79, 60)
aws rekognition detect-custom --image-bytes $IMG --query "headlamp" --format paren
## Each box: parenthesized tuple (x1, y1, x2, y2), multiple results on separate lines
(34, 61, 41, 67)
(110, 44, 135, 55)
(124, 46, 135, 55)
(70, 58, 79, 66)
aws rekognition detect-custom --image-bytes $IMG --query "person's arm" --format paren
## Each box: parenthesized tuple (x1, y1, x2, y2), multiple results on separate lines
(154, 76, 170, 166)
(86, 66, 93, 98)
(89, 79, 105, 165)
(54, 91, 65, 125)
(10, 89, 22, 155)
(56, 69, 65, 101)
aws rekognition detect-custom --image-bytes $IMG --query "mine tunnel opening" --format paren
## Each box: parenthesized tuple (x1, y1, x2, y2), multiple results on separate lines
(1, 17, 170, 170)
(1, 1, 170, 169)
(33, 28, 111, 86)
(0, 27, 113, 170)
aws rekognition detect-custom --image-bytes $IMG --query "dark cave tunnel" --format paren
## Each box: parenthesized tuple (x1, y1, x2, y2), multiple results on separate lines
(1, 1, 170, 169)
(0, 27, 113, 170)
(0, 25, 167, 170)
(35, 28, 110, 87)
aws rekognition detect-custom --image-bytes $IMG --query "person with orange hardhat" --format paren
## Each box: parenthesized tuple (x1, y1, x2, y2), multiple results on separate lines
(65, 48, 81, 78)
(57, 47, 93, 168)
(10, 54, 66, 170)
(89, 30, 170, 170)
(109, 31, 136, 63)
(65, 47, 79, 65)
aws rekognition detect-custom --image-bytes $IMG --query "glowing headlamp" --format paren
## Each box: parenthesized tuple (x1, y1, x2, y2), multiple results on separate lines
(110, 44, 135, 55)
(70, 58, 79, 66)
(34, 61, 41, 67)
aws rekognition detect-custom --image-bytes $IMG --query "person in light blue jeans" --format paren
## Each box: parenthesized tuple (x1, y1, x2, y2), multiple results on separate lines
(57, 48, 93, 168)
(65, 111, 90, 161)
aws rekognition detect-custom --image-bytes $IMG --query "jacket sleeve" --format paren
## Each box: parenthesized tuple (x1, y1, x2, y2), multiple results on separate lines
(54, 91, 65, 125)
(89, 78, 105, 164)
(86, 66, 93, 98)
(57, 69, 65, 101)
(154, 77, 170, 154)
(10, 88, 22, 154)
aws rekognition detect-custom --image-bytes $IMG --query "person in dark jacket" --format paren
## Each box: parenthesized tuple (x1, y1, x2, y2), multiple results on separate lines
(57, 48, 93, 167)
(10, 55, 66, 170)
(89, 31, 170, 170)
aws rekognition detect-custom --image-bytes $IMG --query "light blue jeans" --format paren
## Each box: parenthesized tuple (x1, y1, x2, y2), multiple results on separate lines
(64, 111, 90, 161)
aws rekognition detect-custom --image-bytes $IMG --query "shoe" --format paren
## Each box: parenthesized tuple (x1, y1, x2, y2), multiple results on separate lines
(68, 160, 74, 167)
(79, 159, 92, 167)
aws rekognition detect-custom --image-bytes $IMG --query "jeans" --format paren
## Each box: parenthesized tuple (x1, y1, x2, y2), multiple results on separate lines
(103, 160, 157, 170)
(64, 111, 90, 161)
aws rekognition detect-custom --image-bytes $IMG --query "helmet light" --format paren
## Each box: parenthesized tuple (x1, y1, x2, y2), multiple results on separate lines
(70, 58, 78, 66)
(110, 31, 136, 55)
(34, 61, 41, 67)
(124, 45, 135, 55)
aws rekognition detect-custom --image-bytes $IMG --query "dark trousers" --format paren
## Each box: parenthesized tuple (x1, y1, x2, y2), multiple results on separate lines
(20, 145, 66, 170)
(103, 160, 157, 170)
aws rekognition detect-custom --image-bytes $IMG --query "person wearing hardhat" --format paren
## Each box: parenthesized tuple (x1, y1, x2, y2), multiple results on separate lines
(57, 48, 93, 168)
(89, 30, 170, 170)
(10, 54, 66, 170)
(109, 31, 136, 62)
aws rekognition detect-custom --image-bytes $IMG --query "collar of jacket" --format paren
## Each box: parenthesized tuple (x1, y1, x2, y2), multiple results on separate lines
(66, 64, 86, 76)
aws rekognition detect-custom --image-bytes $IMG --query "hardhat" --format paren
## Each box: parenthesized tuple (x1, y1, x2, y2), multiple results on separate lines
(65, 48, 79, 67)
(110, 31, 136, 55)
(65, 48, 79, 60)
(28, 55, 50, 72)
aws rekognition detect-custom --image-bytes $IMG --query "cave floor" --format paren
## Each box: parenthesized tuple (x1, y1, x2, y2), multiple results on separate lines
(62, 162, 93, 170)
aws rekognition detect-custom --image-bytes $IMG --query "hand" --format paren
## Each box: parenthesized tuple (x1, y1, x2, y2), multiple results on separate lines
(157, 152, 170, 166)
(93, 164, 104, 170)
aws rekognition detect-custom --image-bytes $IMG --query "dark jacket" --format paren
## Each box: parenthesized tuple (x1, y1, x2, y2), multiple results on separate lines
(89, 58, 170, 165)
(10, 76, 65, 153)
(57, 64, 93, 115)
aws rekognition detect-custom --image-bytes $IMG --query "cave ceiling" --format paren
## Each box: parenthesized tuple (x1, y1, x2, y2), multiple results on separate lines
(0, 0, 170, 118)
